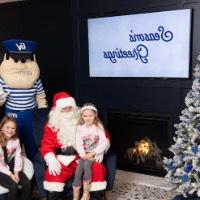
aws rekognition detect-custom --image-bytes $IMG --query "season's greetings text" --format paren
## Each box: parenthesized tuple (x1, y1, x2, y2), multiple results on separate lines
(103, 26, 173, 64)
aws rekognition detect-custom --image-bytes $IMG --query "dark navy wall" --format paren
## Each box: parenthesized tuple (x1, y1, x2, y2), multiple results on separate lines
(0, 0, 200, 147)
(22, 1, 74, 104)
(0, 0, 74, 108)
(71, 0, 200, 145)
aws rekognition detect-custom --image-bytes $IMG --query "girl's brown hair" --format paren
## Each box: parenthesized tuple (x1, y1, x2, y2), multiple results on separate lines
(0, 116, 18, 146)
(78, 103, 104, 129)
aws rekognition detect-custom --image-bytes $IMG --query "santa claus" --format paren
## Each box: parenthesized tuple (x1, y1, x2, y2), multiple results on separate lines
(40, 92, 110, 200)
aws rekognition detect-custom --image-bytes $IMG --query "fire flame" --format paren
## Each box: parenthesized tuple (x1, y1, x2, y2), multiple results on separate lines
(138, 140, 150, 155)
(124, 137, 163, 166)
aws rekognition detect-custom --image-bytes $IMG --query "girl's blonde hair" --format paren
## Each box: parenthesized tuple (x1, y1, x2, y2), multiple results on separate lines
(0, 116, 18, 146)
(78, 103, 104, 129)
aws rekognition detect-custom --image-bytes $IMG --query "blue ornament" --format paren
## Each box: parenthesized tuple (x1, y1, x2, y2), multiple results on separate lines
(168, 161, 176, 171)
(181, 175, 189, 183)
(192, 145, 198, 154)
(184, 163, 193, 173)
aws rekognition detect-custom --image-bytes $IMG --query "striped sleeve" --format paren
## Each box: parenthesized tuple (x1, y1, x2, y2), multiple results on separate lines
(0, 77, 5, 87)
(36, 79, 45, 95)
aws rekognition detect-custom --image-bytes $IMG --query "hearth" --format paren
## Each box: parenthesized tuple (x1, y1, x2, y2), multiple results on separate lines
(107, 112, 172, 176)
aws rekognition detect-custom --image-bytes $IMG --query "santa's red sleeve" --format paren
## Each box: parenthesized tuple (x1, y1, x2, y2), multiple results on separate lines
(104, 129, 111, 153)
(105, 129, 111, 141)
(40, 124, 59, 158)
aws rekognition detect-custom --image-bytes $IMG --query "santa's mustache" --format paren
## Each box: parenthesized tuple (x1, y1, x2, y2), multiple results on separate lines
(48, 108, 80, 128)
(62, 111, 76, 119)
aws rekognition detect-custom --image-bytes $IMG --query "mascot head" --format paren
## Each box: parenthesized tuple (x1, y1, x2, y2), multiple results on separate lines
(0, 39, 40, 88)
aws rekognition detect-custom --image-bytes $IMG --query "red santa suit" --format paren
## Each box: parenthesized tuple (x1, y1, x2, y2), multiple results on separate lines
(40, 92, 109, 192)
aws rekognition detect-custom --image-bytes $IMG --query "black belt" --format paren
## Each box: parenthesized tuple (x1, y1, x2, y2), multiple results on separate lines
(56, 146, 77, 156)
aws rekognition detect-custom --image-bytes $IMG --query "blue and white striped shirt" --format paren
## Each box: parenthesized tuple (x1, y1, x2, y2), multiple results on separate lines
(0, 77, 45, 111)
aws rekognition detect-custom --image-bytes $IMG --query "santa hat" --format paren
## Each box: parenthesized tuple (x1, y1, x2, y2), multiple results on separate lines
(53, 92, 76, 109)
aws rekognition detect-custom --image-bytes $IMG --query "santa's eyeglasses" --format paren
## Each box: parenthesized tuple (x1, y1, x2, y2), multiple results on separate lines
(61, 106, 73, 111)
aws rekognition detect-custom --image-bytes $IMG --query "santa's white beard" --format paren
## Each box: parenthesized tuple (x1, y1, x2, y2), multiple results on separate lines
(48, 108, 80, 148)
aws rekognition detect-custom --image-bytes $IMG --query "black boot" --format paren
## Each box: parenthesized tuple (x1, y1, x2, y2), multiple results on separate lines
(47, 192, 62, 200)
(90, 190, 104, 200)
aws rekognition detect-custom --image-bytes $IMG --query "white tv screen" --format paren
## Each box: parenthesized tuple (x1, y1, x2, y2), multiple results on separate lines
(87, 9, 191, 78)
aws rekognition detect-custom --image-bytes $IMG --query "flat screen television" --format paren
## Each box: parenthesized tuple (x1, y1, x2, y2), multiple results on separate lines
(87, 9, 191, 78)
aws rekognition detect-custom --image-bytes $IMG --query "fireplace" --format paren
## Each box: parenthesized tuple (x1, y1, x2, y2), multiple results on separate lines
(107, 112, 172, 176)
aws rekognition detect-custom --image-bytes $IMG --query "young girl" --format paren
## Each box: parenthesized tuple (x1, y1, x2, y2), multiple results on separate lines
(73, 103, 109, 200)
(0, 116, 31, 200)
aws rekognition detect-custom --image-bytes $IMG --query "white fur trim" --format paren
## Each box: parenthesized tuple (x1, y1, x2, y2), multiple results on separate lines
(43, 181, 65, 192)
(0, 186, 8, 194)
(81, 105, 97, 113)
(56, 155, 76, 166)
(90, 181, 107, 191)
(56, 97, 76, 108)
(0, 156, 34, 194)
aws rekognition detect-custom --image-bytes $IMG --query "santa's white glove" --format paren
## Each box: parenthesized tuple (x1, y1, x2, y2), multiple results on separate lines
(95, 153, 104, 163)
(44, 153, 61, 176)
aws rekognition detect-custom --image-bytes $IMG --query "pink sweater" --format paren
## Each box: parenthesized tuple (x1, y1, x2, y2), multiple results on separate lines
(76, 124, 108, 158)
(0, 138, 23, 175)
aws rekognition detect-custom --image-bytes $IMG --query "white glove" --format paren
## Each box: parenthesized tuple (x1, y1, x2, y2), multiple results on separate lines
(0, 88, 8, 105)
(95, 153, 104, 163)
(44, 153, 61, 176)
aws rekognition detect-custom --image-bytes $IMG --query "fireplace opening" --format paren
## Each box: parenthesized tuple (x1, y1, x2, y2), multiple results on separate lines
(124, 137, 163, 168)
(107, 112, 172, 176)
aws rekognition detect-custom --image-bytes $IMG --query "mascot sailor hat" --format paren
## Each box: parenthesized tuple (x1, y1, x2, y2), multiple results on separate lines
(2, 39, 37, 61)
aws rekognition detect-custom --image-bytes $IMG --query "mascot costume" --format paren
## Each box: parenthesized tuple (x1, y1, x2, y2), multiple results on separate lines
(0, 39, 48, 161)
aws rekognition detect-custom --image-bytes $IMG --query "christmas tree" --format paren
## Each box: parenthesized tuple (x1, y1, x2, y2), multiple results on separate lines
(163, 54, 200, 197)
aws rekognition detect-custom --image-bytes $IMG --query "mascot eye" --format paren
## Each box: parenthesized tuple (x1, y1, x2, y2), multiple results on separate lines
(21, 59, 26, 63)
(14, 59, 18, 63)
